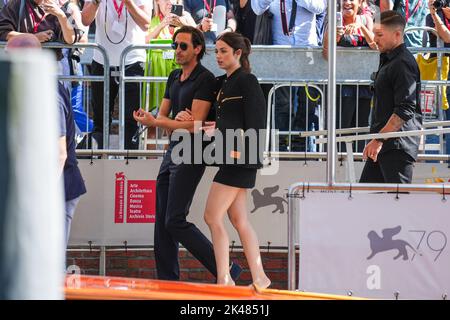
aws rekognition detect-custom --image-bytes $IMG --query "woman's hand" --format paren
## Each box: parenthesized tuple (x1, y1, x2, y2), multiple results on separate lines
(429, 0, 437, 14)
(167, 13, 184, 27)
(175, 108, 194, 121)
(133, 109, 157, 127)
(336, 26, 345, 41)
(344, 21, 362, 35)
(200, 121, 216, 137)
(160, 14, 172, 27)
(35, 30, 54, 42)
(42, 0, 65, 19)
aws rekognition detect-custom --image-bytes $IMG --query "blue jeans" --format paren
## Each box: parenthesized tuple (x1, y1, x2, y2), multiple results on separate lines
(65, 197, 81, 248)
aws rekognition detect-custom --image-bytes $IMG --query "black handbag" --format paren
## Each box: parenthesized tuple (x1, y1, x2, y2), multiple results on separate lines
(253, 10, 274, 45)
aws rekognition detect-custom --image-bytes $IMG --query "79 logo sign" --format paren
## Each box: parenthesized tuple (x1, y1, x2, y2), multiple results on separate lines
(409, 230, 447, 262)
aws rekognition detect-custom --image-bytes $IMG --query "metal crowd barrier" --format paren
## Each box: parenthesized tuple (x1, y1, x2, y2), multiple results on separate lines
(315, 127, 450, 182)
(0, 41, 111, 148)
(2, 41, 450, 159)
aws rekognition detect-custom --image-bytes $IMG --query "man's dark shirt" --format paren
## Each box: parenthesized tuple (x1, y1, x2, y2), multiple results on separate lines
(164, 62, 216, 161)
(372, 43, 423, 160)
(58, 82, 86, 201)
(164, 62, 216, 118)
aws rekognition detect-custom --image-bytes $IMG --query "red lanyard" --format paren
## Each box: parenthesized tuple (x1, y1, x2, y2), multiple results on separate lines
(113, 0, 126, 20)
(405, 0, 422, 23)
(203, 0, 216, 16)
(27, 3, 46, 33)
(444, 16, 450, 30)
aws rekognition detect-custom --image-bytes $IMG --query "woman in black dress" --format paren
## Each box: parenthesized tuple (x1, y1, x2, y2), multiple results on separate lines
(201, 32, 270, 288)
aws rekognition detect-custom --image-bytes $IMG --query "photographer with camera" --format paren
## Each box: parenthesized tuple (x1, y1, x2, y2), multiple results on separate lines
(81, 0, 152, 150)
(147, 0, 196, 41)
(0, 0, 82, 44)
(427, 0, 450, 160)
(428, 0, 450, 41)
(184, 0, 236, 44)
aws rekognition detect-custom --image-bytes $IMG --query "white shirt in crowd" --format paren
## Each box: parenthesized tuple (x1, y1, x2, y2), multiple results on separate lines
(251, 0, 327, 46)
(85, 0, 152, 66)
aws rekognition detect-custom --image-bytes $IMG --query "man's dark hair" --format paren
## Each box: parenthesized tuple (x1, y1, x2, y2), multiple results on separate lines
(172, 26, 206, 61)
(380, 10, 406, 32)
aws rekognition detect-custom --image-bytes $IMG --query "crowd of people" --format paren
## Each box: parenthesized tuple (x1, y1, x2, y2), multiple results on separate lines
(0, 1, 446, 150)
(0, 0, 447, 287)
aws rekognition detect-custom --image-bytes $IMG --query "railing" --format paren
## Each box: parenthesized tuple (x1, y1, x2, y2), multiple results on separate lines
(3, 42, 450, 162)
(74, 149, 450, 163)
(0, 41, 111, 148)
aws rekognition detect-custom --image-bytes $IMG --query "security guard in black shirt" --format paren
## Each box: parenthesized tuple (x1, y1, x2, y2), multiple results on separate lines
(360, 11, 422, 184)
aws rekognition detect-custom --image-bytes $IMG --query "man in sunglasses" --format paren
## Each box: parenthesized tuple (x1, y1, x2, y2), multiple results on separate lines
(133, 26, 242, 282)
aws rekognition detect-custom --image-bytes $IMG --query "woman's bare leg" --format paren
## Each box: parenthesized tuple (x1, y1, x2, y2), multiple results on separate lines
(204, 182, 240, 285)
(228, 189, 271, 289)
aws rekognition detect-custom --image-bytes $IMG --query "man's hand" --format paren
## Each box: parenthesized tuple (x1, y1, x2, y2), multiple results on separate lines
(363, 139, 383, 162)
(35, 30, 54, 42)
(175, 108, 194, 121)
(201, 17, 213, 32)
(133, 109, 157, 127)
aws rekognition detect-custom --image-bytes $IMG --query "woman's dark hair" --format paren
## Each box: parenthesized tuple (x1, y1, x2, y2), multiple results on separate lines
(172, 26, 206, 61)
(216, 32, 252, 73)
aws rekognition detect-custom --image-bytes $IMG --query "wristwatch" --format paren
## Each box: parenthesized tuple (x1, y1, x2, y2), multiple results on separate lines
(93, 0, 101, 6)
(375, 138, 385, 143)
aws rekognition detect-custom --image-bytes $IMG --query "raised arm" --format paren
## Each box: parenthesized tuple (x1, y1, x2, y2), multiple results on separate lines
(297, 0, 327, 15)
(380, 0, 393, 12)
(428, 0, 450, 43)
(81, 0, 99, 27)
(124, 0, 152, 32)
(42, 0, 76, 44)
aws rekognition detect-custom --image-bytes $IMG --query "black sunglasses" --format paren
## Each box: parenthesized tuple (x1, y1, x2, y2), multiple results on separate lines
(171, 41, 189, 51)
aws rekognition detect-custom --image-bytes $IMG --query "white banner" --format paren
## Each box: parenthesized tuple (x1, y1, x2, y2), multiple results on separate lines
(298, 192, 450, 299)
(70, 159, 450, 247)
(70, 160, 340, 246)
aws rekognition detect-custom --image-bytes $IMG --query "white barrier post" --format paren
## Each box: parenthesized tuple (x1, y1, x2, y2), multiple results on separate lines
(0, 50, 64, 299)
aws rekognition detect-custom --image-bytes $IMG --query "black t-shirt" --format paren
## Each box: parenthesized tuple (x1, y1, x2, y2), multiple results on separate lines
(164, 63, 216, 117)
(164, 63, 216, 161)
(58, 82, 86, 201)
(372, 44, 423, 160)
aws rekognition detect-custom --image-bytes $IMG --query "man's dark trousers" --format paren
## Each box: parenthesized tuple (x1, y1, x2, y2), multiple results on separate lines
(155, 145, 217, 280)
(359, 149, 415, 184)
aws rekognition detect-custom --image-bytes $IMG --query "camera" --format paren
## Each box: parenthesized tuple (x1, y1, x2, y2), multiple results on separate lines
(433, 0, 450, 10)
